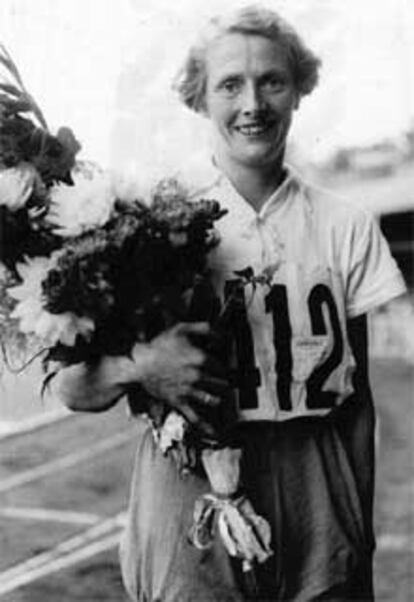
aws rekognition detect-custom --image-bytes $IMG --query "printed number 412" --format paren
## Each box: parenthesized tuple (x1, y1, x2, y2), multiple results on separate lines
(224, 280, 344, 411)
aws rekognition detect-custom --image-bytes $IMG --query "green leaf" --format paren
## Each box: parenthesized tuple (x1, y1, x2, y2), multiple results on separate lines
(0, 44, 25, 84)
(0, 46, 24, 87)
(0, 83, 25, 99)
(0, 45, 48, 131)
(25, 93, 48, 131)
(0, 95, 32, 113)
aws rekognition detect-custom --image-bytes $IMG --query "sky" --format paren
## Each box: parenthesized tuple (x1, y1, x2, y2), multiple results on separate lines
(0, 0, 413, 171)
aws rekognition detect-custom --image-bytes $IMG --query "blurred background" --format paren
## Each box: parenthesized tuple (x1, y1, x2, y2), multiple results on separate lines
(0, 0, 413, 600)
(0, 0, 413, 170)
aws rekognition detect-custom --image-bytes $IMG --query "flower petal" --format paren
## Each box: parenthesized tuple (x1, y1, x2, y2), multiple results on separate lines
(47, 167, 116, 236)
(0, 163, 38, 211)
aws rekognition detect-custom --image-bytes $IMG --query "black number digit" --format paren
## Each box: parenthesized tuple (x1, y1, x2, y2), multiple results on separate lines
(222, 279, 344, 414)
(306, 284, 344, 409)
(265, 284, 293, 410)
(224, 280, 260, 410)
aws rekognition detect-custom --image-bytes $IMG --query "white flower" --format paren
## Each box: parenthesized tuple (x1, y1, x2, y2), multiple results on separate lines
(157, 411, 187, 453)
(0, 163, 39, 211)
(47, 165, 116, 236)
(8, 254, 95, 346)
(111, 169, 146, 204)
(32, 311, 95, 347)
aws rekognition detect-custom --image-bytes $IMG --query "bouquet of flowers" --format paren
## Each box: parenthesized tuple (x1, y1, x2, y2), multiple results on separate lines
(0, 44, 80, 273)
(0, 47, 272, 578)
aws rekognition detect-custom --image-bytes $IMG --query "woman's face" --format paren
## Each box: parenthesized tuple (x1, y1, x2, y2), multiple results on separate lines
(204, 32, 299, 171)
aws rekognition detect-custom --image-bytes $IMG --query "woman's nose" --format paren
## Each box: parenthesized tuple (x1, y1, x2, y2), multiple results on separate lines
(240, 81, 263, 115)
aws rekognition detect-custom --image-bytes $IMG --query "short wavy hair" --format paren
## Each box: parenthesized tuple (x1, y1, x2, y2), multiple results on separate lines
(174, 5, 321, 113)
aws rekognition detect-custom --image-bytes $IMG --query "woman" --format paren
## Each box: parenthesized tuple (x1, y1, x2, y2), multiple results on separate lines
(53, 6, 406, 601)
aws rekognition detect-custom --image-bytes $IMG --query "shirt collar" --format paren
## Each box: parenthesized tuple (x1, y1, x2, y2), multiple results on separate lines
(181, 153, 299, 220)
(213, 160, 297, 221)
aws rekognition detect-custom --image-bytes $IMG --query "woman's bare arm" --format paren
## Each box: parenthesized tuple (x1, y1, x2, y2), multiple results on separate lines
(49, 348, 153, 412)
(49, 323, 229, 432)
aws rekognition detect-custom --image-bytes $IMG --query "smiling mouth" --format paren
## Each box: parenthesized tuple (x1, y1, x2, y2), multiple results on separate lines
(234, 122, 275, 137)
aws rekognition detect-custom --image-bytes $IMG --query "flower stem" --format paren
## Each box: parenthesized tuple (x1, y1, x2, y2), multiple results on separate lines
(0, 337, 51, 373)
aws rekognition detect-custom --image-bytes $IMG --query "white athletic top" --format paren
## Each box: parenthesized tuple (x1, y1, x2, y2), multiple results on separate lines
(182, 159, 406, 422)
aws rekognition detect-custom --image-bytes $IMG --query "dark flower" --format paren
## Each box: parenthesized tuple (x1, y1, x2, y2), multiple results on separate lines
(0, 115, 35, 167)
(29, 126, 81, 185)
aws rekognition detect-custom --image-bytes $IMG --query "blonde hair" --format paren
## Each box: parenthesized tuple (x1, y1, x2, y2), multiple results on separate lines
(174, 5, 321, 113)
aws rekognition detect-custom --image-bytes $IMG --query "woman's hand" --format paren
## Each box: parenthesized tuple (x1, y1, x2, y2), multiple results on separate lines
(133, 322, 230, 435)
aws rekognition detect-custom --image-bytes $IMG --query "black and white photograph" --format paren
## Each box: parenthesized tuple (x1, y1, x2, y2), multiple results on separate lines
(0, 1, 413, 600)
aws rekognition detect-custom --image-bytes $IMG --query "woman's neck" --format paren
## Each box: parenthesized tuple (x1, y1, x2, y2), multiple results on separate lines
(215, 150, 286, 212)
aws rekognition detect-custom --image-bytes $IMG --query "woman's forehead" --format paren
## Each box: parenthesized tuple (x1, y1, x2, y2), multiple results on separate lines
(205, 32, 292, 79)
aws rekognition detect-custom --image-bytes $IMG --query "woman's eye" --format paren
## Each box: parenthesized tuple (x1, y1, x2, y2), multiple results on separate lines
(220, 80, 241, 95)
(262, 76, 286, 92)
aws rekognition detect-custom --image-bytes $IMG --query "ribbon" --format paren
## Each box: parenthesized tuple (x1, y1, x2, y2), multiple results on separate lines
(189, 492, 273, 572)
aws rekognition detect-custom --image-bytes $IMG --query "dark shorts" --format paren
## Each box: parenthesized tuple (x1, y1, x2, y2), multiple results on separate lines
(119, 395, 376, 602)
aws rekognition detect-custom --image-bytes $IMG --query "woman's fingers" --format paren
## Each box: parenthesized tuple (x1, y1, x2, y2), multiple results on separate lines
(178, 403, 216, 437)
(190, 389, 221, 407)
(174, 322, 210, 337)
(195, 375, 230, 398)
